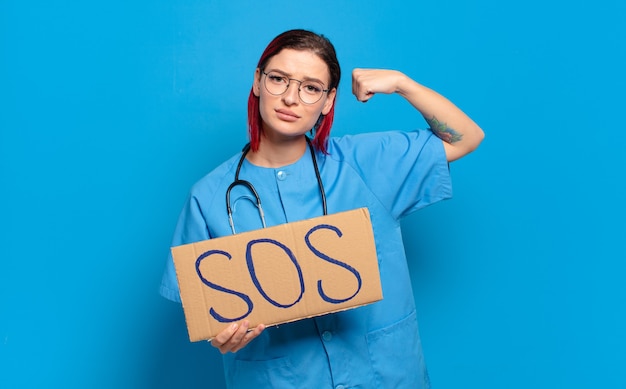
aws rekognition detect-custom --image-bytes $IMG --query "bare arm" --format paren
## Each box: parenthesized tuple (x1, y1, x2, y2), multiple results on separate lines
(352, 69, 484, 162)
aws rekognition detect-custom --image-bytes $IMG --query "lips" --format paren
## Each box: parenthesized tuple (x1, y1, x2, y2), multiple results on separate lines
(275, 108, 300, 122)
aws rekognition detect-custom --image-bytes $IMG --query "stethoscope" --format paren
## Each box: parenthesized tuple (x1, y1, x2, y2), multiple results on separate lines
(226, 137, 327, 234)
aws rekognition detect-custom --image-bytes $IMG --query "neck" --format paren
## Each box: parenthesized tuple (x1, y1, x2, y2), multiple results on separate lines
(247, 135, 308, 168)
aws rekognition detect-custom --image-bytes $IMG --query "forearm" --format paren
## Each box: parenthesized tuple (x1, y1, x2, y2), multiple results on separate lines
(396, 74, 484, 162)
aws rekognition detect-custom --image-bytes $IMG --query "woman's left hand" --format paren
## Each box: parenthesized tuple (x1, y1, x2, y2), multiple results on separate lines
(352, 68, 407, 102)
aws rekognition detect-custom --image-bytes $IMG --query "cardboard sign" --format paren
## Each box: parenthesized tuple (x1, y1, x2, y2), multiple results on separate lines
(171, 207, 382, 342)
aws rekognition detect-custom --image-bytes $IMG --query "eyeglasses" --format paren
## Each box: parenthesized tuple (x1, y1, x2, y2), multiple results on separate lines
(262, 71, 329, 105)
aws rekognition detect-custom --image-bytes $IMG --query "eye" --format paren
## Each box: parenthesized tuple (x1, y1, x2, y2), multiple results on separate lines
(302, 82, 323, 94)
(268, 73, 288, 84)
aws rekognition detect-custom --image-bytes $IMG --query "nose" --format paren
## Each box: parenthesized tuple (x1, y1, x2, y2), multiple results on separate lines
(282, 80, 300, 105)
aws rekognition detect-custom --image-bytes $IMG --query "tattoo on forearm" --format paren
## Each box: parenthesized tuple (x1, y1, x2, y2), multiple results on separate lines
(426, 116, 463, 144)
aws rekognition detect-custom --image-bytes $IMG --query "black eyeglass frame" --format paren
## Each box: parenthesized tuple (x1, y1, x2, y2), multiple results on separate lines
(261, 70, 330, 105)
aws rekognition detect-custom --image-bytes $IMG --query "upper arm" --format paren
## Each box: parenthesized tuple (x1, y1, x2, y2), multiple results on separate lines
(426, 115, 484, 162)
(442, 130, 484, 162)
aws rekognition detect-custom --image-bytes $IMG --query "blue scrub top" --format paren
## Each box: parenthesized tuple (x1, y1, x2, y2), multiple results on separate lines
(161, 129, 452, 389)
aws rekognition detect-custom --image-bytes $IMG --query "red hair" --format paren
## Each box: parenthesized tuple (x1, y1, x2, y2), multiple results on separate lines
(247, 30, 341, 154)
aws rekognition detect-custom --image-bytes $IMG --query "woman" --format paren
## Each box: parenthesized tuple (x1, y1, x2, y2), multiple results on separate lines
(161, 29, 484, 388)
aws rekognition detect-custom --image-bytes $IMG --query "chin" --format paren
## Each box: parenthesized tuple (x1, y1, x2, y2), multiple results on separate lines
(264, 125, 313, 140)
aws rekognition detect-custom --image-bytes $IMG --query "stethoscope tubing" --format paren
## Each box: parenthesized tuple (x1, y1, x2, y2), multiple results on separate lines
(226, 137, 327, 235)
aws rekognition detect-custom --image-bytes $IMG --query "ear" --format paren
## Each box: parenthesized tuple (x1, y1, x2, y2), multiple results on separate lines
(321, 88, 337, 115)
(253, 68, 261, 97)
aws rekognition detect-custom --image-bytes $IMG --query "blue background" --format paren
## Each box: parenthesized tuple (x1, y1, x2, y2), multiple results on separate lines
(1, 1, 625, 388)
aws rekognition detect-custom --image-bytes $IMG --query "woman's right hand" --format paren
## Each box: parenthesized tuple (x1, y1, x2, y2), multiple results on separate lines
(210, 320, 266, 354)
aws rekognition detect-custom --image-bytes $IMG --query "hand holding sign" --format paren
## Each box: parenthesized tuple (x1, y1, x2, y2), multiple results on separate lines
(210, 320, 265, 354)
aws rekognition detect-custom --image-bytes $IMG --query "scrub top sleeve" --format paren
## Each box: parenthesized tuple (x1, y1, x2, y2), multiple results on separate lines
(392, 130, 452, 218)
(159, 194, 211, 303)
(340, 130, 452, 220)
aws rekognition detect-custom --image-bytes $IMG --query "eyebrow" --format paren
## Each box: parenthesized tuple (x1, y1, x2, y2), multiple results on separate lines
(265, 68, 327, 87)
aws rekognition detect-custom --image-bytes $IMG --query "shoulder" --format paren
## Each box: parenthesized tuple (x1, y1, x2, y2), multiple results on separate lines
(188, 152, 241, 200)
(325, 129, 441, 161)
